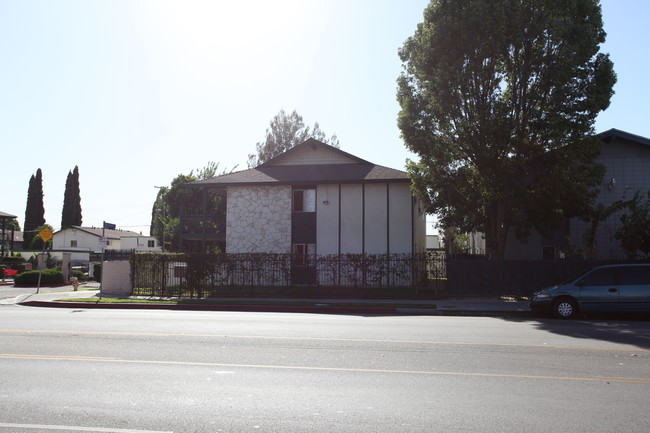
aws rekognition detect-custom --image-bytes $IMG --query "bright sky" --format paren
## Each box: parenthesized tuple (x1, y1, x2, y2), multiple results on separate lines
(1, 0, 648, 236)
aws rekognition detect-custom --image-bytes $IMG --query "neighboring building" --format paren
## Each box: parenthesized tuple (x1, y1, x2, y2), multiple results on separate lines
(426, 235, 441, 250)
(0, 211, 19, 255)
(569, 129, 650, 259)
(504, 129, 650, 260)
(120, 235, 163, 252)
(182, 139, 427, 260)
(52, 226, 160, 263)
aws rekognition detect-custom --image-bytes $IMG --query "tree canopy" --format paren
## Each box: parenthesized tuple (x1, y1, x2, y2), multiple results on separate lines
(61, 166, 82, 229)
(1, 217, 21, 232)
(397, 0, 616, 258)
(24, 169, 46, 233)
(29, 223, 54, 250)
(247, 109, 339, 168)
(150, 162, 233, 251)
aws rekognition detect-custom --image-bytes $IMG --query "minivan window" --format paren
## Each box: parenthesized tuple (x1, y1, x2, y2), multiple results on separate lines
(618, 267, 650, 285)
(580, 268, 617, 286)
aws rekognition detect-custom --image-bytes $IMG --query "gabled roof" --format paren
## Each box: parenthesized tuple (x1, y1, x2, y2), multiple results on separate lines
(0, 211, 17, 219)
(54, 226, 141, 239)
(259, 138, 371, 167)
(192, 139, 409, 188)
(599, 128, 650, 147)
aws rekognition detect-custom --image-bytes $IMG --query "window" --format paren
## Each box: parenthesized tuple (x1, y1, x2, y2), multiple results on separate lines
(293, 244, 316, 266)
(581, 268, 618, 286)
(293, 188, 316, 212)
(148, 240, 155, 248)
(618, 267, 650, 285)
(70, 240, 78, 247)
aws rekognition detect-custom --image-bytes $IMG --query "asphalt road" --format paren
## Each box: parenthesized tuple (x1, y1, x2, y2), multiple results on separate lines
(0, 305, 649, 432)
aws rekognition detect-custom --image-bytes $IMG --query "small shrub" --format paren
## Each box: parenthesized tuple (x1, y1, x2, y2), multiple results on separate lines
(14, 269, 65, 286)
(70, 270, 88, 282)
(94, 264, 102, 282)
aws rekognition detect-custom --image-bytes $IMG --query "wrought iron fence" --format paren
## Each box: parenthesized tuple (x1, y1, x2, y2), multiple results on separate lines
(130, 251, 448, 299)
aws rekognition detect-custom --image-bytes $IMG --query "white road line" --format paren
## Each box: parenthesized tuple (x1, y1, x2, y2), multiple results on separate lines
(0, 423, 172, 432)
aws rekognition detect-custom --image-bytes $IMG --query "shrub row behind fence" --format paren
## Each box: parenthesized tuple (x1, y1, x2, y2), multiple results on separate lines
(130, 252, 444, 299)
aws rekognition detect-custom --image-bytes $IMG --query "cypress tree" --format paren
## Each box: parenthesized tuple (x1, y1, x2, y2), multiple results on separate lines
(61, 170, 73, 228)
(61, 166, 82, 228)
(72, 166, 82, 226)
(24, 168, 46, 247)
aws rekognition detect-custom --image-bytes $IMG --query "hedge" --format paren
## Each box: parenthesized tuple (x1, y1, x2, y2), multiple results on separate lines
(70, 269, 88, 282)
(14, 269, 65, 286)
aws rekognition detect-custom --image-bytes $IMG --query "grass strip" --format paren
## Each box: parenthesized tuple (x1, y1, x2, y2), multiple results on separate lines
(58, 297, 436, 309)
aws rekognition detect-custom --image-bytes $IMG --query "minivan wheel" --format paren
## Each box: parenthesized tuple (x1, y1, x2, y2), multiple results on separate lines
(553, 298, 578, 319)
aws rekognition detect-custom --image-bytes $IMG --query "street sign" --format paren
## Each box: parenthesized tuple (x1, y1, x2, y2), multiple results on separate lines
(39, 227, 53, 242)
(99, 236, 108, 249)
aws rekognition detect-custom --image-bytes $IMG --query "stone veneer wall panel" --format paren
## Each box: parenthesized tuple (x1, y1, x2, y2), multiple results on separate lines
(226, 186, 292, 253)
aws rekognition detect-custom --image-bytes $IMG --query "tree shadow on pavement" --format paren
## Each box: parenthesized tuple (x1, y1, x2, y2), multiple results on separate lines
(505, 313, 650, 350)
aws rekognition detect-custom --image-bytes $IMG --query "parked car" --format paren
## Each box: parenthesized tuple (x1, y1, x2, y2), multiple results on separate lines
(530, 264, 650, 318)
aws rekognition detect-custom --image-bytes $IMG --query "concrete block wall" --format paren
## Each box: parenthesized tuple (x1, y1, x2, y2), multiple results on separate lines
(100, 260, 132, 296)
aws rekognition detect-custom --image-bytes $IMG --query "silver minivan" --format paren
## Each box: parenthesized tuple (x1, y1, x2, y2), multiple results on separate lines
(530, 264, 650, 318)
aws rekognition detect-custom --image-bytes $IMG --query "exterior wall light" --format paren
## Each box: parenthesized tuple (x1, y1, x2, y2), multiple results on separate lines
(608, 177, 616, 190)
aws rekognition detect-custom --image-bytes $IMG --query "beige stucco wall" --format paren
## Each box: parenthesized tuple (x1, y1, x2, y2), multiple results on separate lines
(100, 260, 131, 296)
(226, 186, 292, 253)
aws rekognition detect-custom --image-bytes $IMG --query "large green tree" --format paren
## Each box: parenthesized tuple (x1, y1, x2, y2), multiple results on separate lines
(151, 162, 232, 251)
(61, 165, 82, 228)
(397, 0, 616, 258)
(24, 169, 46, 248)
(247, 109, 339, 168)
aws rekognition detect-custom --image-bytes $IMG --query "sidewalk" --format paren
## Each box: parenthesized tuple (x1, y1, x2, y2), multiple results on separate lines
(11, 286, 532, 317)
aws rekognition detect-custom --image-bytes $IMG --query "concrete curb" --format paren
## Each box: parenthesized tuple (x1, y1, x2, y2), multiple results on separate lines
(19, 299, 533, 317)
(20, 300, 398, 315)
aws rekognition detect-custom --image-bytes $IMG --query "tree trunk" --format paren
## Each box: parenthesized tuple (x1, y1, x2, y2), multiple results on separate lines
(486, 202, 510, 259)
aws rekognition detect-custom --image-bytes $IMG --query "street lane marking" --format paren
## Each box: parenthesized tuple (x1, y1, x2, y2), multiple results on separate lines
(1, 353, 115, 361)
(1, 329, 647, 352)
(0, 423, 172, 432)
(2, 353, 649, 384)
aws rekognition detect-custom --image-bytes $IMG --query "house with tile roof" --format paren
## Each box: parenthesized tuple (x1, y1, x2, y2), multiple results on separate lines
(181, 139, 427, 275)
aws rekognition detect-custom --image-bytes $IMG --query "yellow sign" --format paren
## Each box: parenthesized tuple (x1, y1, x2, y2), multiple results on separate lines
(39, 227, 53, 242)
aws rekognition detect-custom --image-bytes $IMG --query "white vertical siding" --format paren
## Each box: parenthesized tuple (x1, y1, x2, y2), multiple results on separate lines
(340, 184, 363, 253)
(389, 183, 413, 254)
(316, 184, 339, 255)
(315, 182, 417, 255)
(364, 184, 388, 254)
